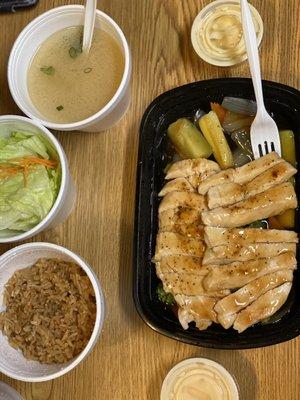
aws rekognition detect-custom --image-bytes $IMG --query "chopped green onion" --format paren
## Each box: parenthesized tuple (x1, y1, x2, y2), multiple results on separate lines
(69, 47, 78, 59)
(84, 67, 92, 73)
(40, 66, 55, 76)
(56, 105, 64, 111)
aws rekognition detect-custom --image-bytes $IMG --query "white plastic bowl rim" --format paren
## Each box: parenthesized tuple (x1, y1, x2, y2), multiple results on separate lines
(0, 115, 67, 243)
(8, 5, 131, 131)
(0, 242, 105, 382)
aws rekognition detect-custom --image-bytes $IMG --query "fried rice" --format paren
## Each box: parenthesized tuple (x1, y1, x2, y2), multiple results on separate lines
(0, 258, 96, 364)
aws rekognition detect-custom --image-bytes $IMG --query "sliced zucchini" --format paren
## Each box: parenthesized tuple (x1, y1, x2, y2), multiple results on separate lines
(199, 111, 234, 169)
(168, 118, 212, 159)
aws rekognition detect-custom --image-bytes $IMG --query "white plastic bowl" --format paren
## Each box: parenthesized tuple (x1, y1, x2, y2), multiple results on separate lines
(0, 115, 76, 243)
(0, 242, 105, 382)
(8, 5, 131, 132)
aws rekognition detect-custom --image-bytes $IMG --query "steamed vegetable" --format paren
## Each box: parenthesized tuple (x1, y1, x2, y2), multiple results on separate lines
(0, 131, 60, 232)
(268, 217, 284, 230)
(222, 110, 254, 133)
(156, 283, 174, 306)
(231, 129, 254, 166)
(277, 209, 295, 229)
(276, 130, 297, 228)
(221, 97, 257, 116)
(248, 220, 268, 229)
(210, 103, 226, 124)
(199, 111, 234, 169)
(279, 130, 296, 167)
(168, 118, 212, 159)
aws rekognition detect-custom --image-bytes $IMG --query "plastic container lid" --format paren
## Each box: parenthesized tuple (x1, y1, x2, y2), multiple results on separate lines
(191, 0, 264, 67)
(161, 358, 239, 400)
(0, 382, 23, 400)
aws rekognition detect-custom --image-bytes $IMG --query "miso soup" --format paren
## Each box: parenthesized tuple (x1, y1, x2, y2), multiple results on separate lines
(27, 26, 124, 124)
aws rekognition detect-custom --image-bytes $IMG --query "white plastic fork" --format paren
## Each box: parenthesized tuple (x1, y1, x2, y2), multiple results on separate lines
(240, 0, 281, 159)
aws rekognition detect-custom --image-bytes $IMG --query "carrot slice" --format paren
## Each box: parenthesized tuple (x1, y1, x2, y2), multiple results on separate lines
(210, 102, 227, 124)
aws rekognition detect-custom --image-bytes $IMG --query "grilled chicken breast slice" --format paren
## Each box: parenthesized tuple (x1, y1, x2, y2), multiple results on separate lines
(160, 272, 229, 297)
(202, 242, 296, 265)
(207, 182, 244, 209)
(204, 227, 298, 247)
(187, 175, 211, 188)
(159, 191, 207, 213)
(154, 232, 206, 260)
(165, 158, 220, 180)
(176, 294, 218, 330)
(245, 160, 297, 195)
(234, 151, 282, 184)
(207, 161, 297, 209)
(159, 208, 202, 229)
(203, 252, 296, 291)
(198, 169, 235, 195)
(160, 223, 204, 238)
(233, 282, 292, 333)
(215, 270, 293, 329)
(155, 255, 209, 275)
(159, 177, 195, 197)
(198, 152, 282, 195)
(201, 182, 297, 228)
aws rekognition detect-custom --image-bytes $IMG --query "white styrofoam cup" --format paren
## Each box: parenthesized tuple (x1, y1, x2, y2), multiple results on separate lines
(8, 5, 131, 132)
(0, 115, 76, 243)
(0, 242, 105, 382)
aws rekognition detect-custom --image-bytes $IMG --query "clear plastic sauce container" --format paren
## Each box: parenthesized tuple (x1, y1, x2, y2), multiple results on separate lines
(161, 358, 239, 400)
(0, 382, 23, 400)
(191, 0, 263, 66)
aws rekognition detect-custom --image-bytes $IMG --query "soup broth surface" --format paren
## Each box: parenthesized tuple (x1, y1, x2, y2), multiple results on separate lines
(27, 25, 124, 124)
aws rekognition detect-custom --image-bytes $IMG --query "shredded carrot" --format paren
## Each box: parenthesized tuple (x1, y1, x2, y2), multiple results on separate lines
(0, 165, 22, 174)
(210, 102, 227, 124)
(12, 157, 57, 169)
(0, 165, 23, 179)
(0, 157, 57, 187)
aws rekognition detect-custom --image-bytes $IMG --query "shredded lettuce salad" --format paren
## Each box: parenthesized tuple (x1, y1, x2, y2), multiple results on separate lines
(0, 130, 61, 232)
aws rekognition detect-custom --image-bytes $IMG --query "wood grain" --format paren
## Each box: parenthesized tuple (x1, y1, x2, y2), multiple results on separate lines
(0, 1, 299, 399)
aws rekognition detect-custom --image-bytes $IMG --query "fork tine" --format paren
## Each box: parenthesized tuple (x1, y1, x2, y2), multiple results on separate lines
(254, 139, 281, 159)
(273, 140, 282, 156)
(253, 144, 262, 159)
(270, 142, 275, 152)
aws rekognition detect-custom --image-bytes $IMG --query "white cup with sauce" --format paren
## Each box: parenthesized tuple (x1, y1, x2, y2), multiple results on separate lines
(8, 5, 131, 132)
(0, 115, 76, 243)
(161, 357, 239, 400)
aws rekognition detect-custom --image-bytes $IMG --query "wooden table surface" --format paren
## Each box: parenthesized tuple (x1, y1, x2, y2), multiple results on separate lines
(0, 1, 299, 399)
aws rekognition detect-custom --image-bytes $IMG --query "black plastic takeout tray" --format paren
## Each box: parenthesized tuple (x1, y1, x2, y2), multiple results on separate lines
(133, 78, 300, 349)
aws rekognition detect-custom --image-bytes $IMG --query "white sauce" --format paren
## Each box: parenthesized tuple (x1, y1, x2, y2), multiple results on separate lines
(191, 2, 263, 66)
(161, 359, 239, 400)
